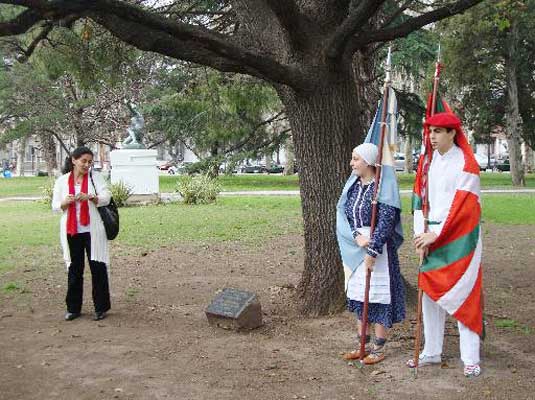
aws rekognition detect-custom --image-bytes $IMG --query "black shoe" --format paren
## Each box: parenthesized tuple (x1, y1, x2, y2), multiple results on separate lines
(65, 312, 81, 321)
(93, 311, 107, 321)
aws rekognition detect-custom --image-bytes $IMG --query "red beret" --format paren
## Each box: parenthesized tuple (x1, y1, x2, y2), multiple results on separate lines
(424, 112, 461, 130)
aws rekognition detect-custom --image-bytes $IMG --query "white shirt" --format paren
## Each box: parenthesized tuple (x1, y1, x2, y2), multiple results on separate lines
(427, 144, 464, 235)
(74, 184, 91, 234)
(52, 172, 111, 267)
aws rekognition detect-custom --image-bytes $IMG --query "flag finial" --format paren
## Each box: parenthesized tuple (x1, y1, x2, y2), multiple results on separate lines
(385, 46, 392, 83)
(435, 42, 442, 78)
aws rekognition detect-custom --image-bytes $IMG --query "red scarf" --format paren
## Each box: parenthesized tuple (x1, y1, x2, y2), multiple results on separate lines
(67, 172, 90, 236)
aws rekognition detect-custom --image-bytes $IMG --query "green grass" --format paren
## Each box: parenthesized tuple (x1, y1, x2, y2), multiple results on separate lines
(0, 192, 533, 276)
(0, 197, 302, 275)
(3, 172, 534, 198)
(125, 287, 140, 298)
(401, 194, 535, 225)
(0, 175, 301, 197)
(2, 281, 23, 293)
(397, 172, 535, 190)
(160, 174, 300, 192)
(0, 177, 52, 197)
(495, 319, 533, 335)
(480, 194, 535, 225)
(117, 196, 302, 247)
(479, 173, 535, 188)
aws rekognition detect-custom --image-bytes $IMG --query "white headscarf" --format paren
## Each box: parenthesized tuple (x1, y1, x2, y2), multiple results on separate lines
(353, 143, 378, 166)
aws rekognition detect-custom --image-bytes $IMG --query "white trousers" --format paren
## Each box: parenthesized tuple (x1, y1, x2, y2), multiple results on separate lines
(422, 293, 480, 366)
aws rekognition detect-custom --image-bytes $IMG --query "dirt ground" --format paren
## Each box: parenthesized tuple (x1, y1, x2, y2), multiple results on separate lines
(1, 222, 534, 400)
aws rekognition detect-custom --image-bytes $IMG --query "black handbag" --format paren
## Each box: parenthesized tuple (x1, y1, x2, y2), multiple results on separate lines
(90, 172, 120, 240)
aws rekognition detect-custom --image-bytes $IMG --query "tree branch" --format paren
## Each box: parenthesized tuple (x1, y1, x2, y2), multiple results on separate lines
(380, 0, 414, 30)
(147, 137, 166, 149)
(0, 0, 309, 90)
(19, 21, 53, 58)
(177, 138, 202, 159)
(95, 12, 308, 89)
(263, 0, 305, 49)
(327, 0, 387, 59)
(351, 0, 484, 50)
(225, 111, 287, 154)
(45, 128, 70, 154)
(0, 8, 42, 35)
(224, 127, 289, 156)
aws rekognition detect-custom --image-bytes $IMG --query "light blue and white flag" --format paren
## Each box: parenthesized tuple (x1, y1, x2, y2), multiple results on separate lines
(336, 87, 403, 274)
(364, 87, 401, 210)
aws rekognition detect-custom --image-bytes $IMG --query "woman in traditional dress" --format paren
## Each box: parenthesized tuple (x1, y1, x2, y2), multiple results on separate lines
(336, 143, 405, 364)
(52, 146, 112, 321)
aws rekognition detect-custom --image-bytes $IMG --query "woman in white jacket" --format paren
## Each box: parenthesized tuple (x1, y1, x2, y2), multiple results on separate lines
(52, 146, 112, 321)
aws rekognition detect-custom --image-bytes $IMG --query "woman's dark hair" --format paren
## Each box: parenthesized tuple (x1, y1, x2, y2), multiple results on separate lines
(62, 146, 94, 174)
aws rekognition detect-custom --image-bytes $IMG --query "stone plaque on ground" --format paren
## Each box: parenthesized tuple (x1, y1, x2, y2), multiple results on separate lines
(205, 288, 262, 330)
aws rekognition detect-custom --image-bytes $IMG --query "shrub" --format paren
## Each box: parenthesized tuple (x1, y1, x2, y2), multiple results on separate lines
(176, 174, 220, 205)
(40, 179, 55, 206)
(109, 181, 133, 207)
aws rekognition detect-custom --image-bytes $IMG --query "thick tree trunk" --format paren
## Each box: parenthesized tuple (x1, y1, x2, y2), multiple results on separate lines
(15, 137, 27, 176)
(352, 49, 380, 131)
(505, 21, 525, 186)
(278, 73, 362, 315)
(265, 151, 273, 171)
(39, 132, 58, 176)
(208, 144, 220, 178)
(523, 142, 534, 173)
(75, 125, 86, 148)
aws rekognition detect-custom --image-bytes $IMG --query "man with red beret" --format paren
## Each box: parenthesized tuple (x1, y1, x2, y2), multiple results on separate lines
(408, 112, 484, 378)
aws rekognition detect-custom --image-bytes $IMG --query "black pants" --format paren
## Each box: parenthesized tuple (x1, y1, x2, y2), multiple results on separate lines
(66, 232, 111, 314)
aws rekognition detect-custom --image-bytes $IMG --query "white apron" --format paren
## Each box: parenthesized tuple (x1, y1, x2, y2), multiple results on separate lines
(343, 227, 391, 304)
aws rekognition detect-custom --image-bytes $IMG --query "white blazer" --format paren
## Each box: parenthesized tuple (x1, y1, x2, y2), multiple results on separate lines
(52, 171, 111, 267)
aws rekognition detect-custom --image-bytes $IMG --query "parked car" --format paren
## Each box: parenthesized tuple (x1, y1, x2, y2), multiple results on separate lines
(219, 162, 239, 174)
(474, 154, 497, 171)
(157, 160, 177, 171)
(393, 153, 406, 172)
(264, 164, 284, 174)
(495, 158, 510, 172)
(240, 164, 264, 173)
(169, 162, 194, 175)
(412, 154, 420, 171)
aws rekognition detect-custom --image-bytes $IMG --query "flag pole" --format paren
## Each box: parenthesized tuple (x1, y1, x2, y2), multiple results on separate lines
(413, 43, 442, 376)
(359, 47, 393, 364)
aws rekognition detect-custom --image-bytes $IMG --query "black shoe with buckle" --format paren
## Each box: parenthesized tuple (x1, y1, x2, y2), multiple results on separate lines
(65, 312, 81, 321)
(93, 311, 107, 321)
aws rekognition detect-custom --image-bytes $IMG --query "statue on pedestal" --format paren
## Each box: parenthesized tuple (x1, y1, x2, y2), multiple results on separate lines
(122, 100, 146, 149)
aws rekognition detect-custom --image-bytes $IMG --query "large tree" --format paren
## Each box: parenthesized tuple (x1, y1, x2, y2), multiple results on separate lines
(0, 0, 484, 315)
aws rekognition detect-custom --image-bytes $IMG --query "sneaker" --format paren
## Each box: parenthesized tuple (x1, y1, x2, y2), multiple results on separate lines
(64, 312, 81, 321)
(93, 311, 107, 321)
(463, 364, 481, 377)
(406, 354, 441, 368)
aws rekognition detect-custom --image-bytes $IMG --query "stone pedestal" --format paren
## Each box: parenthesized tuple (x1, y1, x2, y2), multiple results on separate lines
(110, 149, 159, 196)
